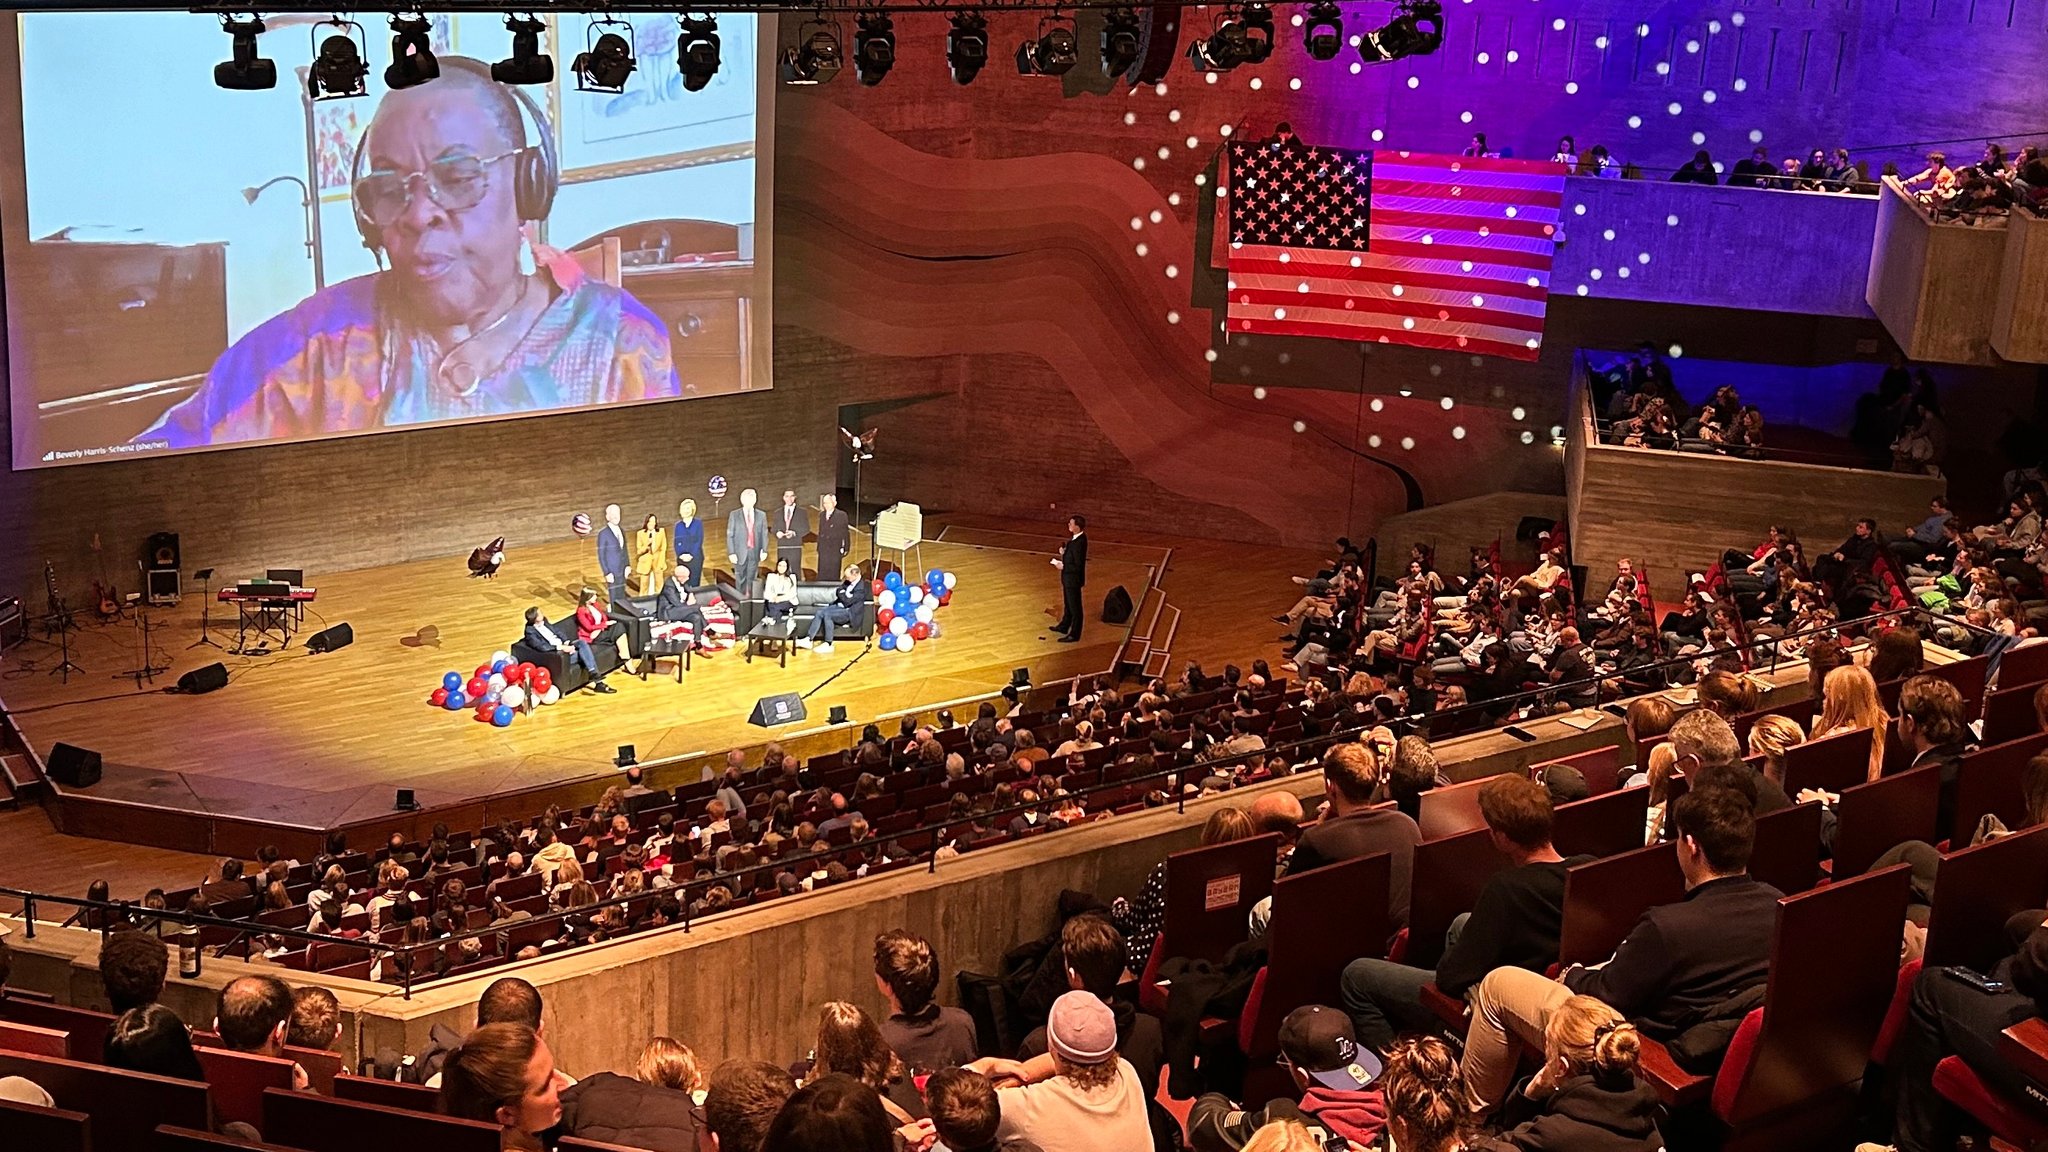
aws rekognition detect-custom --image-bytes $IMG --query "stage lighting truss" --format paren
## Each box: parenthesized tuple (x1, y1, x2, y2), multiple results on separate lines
(677, 13, 723, 91)
(384, 11, 440, 90)
(1302, 0, 1343, 61)
(1186, 2, 1272, 72)
(1362, 0, 1445, 63)
(573, 15, 640, 93)
(946, 10, 990, 83)
(781, 14, 844, 83)
(213, 12, 277, 90)
(1015, 9, 1080, 76)
(305, 16, 369, 100)
(1100, 5, 1142, 77)
(853, 9, 896, 85)
(491, 13, 554, 85)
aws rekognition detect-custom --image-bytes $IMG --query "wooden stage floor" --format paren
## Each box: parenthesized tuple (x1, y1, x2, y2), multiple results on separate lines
(0, 517, 1319, 854)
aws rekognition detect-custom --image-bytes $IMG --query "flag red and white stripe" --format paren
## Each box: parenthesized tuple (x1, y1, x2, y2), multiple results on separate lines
(1222, 145, 1567, 362)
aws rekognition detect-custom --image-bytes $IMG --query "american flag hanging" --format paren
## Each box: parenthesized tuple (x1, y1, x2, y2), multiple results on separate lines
(1223, 141, 1568, 362)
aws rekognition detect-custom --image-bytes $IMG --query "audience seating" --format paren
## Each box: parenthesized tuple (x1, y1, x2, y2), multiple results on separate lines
(154, 1126, 304, 1152)
(261, 1087, 500, 1152)
(0, 1096, 90, 1152)
(1416, 777, 1487, 840)
(1949, 731, 2048, 846)
(1782, 727, 1878, 796)
(0, 1049, 209, 1150)
(1995, 643, 2048, 691)
(1981, 681, 2043, 747)
(0, 1019, 73, 1060)
(0, 999, 112, 1064)
(332, 1072, 441, 1111)
(1556, 843, 1685, 967)
(1747, 802, 1824, 895)
(193, 1044, 297, 1133)
(1404, 827, 1510, 971)
(1829, 765, 1941, 879)
(1537, 744, 1626, 796)
(1550, 786, 1651, 859)
(1138, 834, 1281, 1014)
(1923, 824, 2048, 971)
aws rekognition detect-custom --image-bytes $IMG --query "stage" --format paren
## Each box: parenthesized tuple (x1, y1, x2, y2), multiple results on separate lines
(0, 517, 1311, 857)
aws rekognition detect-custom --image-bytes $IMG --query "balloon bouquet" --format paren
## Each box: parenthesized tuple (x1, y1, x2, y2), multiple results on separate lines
(427, 651, 562, 726)
(873, 568, 957, 654)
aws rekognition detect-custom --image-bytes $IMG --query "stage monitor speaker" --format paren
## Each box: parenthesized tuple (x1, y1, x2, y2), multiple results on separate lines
(177, 662, 229, 695)
(306, 623, 353, 654)
(146, 532, 181, 571)
(827, 705, 849, 725)
(1101, 585, 1134, 624)
(395, 788, 417, 811)
(48, 742, 102, 788)
(748, 692, 808, 728)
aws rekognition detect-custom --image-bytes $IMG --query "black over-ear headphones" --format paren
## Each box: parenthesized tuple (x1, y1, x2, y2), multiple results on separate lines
(349, 55, 560, 253)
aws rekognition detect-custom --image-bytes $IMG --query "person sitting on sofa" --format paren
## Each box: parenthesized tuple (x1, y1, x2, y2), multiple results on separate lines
(656, 572, 713, 654)
(798, 565, 870, 655)
(525, 605, 614, 695)
(762, 558, 802, 628)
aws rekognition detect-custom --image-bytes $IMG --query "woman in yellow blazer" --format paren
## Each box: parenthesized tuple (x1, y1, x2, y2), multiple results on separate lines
(631, 513, 670, 596)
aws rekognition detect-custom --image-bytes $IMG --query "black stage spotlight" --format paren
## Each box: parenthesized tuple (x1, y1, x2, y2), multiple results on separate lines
(1239, 3, 1276, 64)
(306, 18, 369, 100)
(574, 17, 639, 93)
(214, 14, 277, 90)
(782, 17, 843, 84)
(1101, 6, 1142, 76)
(946, 11, 989, 84)
(1302, 0, 1344, 60)
(854, 11, 896, 86)
(492, 14, 553, 85)
(384, 12, 440, 90)
(677, 14, 722, 92)
(1016, 13, 1080, 76)
(1362, 0, 1444, 63)
(1186, 7, 1246, 71)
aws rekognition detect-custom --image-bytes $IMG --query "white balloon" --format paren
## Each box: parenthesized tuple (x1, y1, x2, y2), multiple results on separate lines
(491, 650, 511, 665)
(896, 633, 916, 653)
(501, 685, 526, 709)
(487, 673, 507, 692)
(541, 686, 562, 705)
(878, 589, 897, 610)
(922, 594, 939, 610)
(943, 571, 957, 588)
(889, 616, 910, 636)
(915, 604, 934, 624)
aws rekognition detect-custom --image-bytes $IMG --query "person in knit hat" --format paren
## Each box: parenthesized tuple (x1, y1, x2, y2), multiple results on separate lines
(965, 990, 1150, 1151)
(1187, 1005, 1388, 1151)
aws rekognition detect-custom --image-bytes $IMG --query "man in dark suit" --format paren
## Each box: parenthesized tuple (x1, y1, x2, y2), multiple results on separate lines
(773, 489, 810, 577)
(595, 503, 629, 605)
(727, 488, 769, 599)
(1051, 515, 1089, 643)
(798, 565, 870, 655)
(816, 493, 851, 584)
(524, 605, 608, 692)
(655, 572, 712, 654)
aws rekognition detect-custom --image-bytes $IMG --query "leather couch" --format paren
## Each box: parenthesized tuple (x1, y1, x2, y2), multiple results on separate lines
(509, 612, 628, 695)
(717, 580, 876, 640)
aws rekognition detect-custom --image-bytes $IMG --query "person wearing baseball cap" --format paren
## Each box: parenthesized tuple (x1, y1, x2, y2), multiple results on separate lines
(1187, 1006, 1388, 1152)
(965, 990, 1150, 1151)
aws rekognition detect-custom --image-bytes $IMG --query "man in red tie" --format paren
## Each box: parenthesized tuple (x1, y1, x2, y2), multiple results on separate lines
(775, 489, 810, 577)
(727, 488, 769, 600)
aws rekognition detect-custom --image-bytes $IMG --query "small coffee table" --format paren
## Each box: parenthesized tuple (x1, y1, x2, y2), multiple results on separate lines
(643, 634, 695, 682)
(745, 617, 799, 666)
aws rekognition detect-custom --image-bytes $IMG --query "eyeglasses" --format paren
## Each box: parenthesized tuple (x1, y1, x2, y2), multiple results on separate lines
(354, 150, 519, 227)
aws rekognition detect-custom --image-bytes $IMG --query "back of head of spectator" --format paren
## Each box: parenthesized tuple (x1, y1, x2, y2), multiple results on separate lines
(439, 1023, 561, 1142)
(1378, 1035, 1467, 1152)
(1805, 639, 1849, 701)
(636, 1035, 704, 1096)
(100, 928, 168, 1014)
(1624, 696, 1678, 747)
(105, 1003, 205, 1081)
(1544, 994, 1641, 1088)
(1746, 714, 1805, 788)
(1867, 627, 1926, 684)
(1687, 759, 1760, 810)
(1479, 774, 1555, 856)
(1670, 709, 1742, 772)
(1896, 675, 1967, 750)
(1046, 989, 1122, 1088)
(1541, 764, 1590, 805)
(810, 1001, 902, 1093)
(872, 928, 940, 1016)
(762, 1073, 894, 1152)
(705, 1059, 798, 1152)
(1202, 805, 1256, 846)
(1249, 791, 1306, 844)
(2024, 752, 2048, 829)
(1321, 742, 1384, 808)
(1697, 670, 1760, 719)
(925, 1067, 1003, 1152)
(216, 974, 294, 1055)
(1671, 785, 1756, 882)
(477, 976, 545, 1032)
(1060, 913, 1126, 999)
(288, 986, 342, 1051)
(1242, 1120, 1327, 1152)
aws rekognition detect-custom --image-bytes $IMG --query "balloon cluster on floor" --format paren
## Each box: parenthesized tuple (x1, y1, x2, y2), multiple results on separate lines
(874, 569, 956, 654)
(426, 652, 561, 727)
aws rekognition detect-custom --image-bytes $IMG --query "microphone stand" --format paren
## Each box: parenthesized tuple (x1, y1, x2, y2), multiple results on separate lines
(189, 567, 223, 650)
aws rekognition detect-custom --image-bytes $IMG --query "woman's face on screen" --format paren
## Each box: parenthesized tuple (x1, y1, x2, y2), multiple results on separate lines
(366, 80, 526, 328)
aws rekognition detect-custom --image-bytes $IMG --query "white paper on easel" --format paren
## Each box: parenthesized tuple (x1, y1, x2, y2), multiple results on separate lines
(876, 503, 924, 552)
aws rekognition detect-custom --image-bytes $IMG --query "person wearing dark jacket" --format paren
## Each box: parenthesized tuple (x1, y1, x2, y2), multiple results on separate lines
(1186, 1005, 1389, 1152)
(1477, 995, 1663, 1151)
(1461, 785, 1782, 1111)
(1812, 519, 1882, 602)
(557, 1069, 702, 1152)
(1015, 915, 1166, 1102)
(1287, 742, 1422, 928)
(1340, 775, 1588, 1051)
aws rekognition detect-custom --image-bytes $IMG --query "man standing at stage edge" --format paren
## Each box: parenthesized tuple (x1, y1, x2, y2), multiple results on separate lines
(1052, 515, 1088, 643)
(728, 488, 769, 600)
(816, 493, 851, 585)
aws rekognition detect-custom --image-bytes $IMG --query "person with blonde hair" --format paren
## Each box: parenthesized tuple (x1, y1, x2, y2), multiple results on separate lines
(1746, 713, 1806, 791)
(637, 1036, 705, 1101)
(1482, 995, 1661, 1150)
(1380, 1036, 1472, 1152)
(555, 1035, 703, 1149)
(1641, 742, 1680, 845)
(1241, 1120, 1326, 1152)
(1816, 664, 1890, 781)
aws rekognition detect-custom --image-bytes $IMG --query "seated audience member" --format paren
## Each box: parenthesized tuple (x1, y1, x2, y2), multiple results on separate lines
(762, 1073, 901, 1152)
(1383, 735, 1446, 823)
(970, 991, 1152, 1150)
(1187, 1005, 1389, 1151)
(100, 928, 169, 1013)
(1380, 1036, 1474, 1152)
(1746, 714, 1806, 793)
(1670, 708, 1791, 813)
(199, 857, 252, 905)
(926, 1067, 1042, 1152)
(1696, 669, 1760, 719)
(804, 1001, 927, 1123)
(1016, 914, 1166, 1101)
(425, 977, 573, 1090)
(1482, 994, 1662, 1151)
(1891, 675, 1972, 822)
(1641, 743, 1681, 845)
(874, 928, 981, 1070)
(440, 1023, 564, 1151)
(288, 986, 342, 1051)
(1341, 775, 1587, 1051)
(1670, 149, 1719, 185)
(1288, 742, 1423, 929)
(217, 975, 310, 1090)
(1870, 924, 2048, 1152)
(1459, 786, 1781, 1112)
(104, 1003, 206, 1082)
(556, 1036, 703, 1151)
(704, 1059, 798, 1152)
(1621, 697, 1677, 778)
(1116, 806, 1257, 973)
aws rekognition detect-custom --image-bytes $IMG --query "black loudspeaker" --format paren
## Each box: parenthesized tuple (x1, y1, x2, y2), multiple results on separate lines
(146, 532, 181, 571)
(48, 742, 103, 788)
(177, 662, 229, 694)
(395, 788, 418, 811)
(306, 623, 354, 654)
(748, 692, 808, 727)
(1101, 585, 1134, 624)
